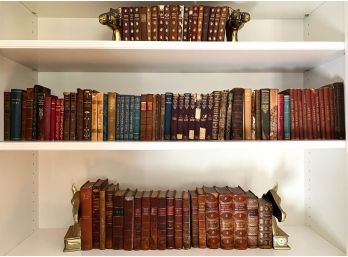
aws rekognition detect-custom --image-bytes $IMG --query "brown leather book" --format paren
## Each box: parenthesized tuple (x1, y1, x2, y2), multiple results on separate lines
(206, 93, 214, 140)
(194, 94, 202, 140)
(129, 7, 135, 41)
(4, 92, 10, 141)
(146, 94, 154, 141)
(146, 7, 152, 41)
(164, 5, 170, 41)
(91, 92, 98, 141)
(255, 90, 262, 140)
(69, 92, 76, 141)
(83, 89, 92, 140)
(232, 88, 244, 140)
(228, 186, 248, 250)
(50, 96, 57, 141)
(332, 82, 345, 139)
(134, 191, 143, 250)
(281, 89, 296, 139)
(63, 92, 71, 141)
(92, 179, 108, 249)
(318, 88, 326, 139)
(217, 6, 228, 41)
(166, 190, 175, 249)
(153, 94, 159, 140)
(306, 88, 314, 139)
(188, 93, 196, 140)
(177, 94, 184, 140)
(105, 184, 118, 249)
(141, 191, 151, 250)
(113, 189, 127, 249)
(21, 91, 27, 140)
(183, 191, 191, 249)
(258, 198, 273, 249)
(252, 91, 256, 140)
(187, 7, 193, 40)
(171, 94, 178, 140)
(183, 93, 190, 140)
(178, 5, 184, 41)
(212, 7, 221, 41)
(244, 88, 252, 140)
(150, 190, 159, 249)
(157, 191, 167, 250)
(202, 6, 210, 41)
(310, 89, 318, 139)
(97, 92, 104, 141)
(76, 88, 84, 141)
(212, 91, 221, 140)
(122, 7, 130, 41)
(158, 5, 165, 41)
(225, 90, 233, 140)
(191, 5, 199, 41)
(140, 94, 147, 141)
(43, 95, 51, 141)
(169, 5, 178, 41)
(183, 6, 189, 41)
(246, 190, 259, 248)
(297, 89, 304, 140)
(197, 187, 206, 248)
(124, 190, 136, 251)
(134, 7, 141, 41)
(328, 86, 335, 139)
(140, 7, 148, 41)
(302, 89, 308, 139)
(160, 94, 166, 140)
(260, 89, 270, 140)
(207, 7, 215, 41)
(323, 86, 332, 139)
(107, 92, 116, 141)
(99, 182, 108, 250)
(25, 88, 34, 141)
(199, 94, 208, 140)
(203, 186, 220, 249)
(218, 90, 228, 140)
(196, 5, 204, 41)
(80, 181, 95, 250)
(151, 6, 158, 41)
(174, 190, 183, 249)
(270, 89, 278, 140)
(189, 190, 199, 248)
(215, 186, 233, 249)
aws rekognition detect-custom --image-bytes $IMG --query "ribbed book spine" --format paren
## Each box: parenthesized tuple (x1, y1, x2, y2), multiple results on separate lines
(158, 6, 165, 41)
(260, 89, 270, 140)
(183, 93, 190, 140)
(270, 89, 279, 140)
(183, 191, 191, 249)
(91, 93, 98, 141)
(70, 92, 77, 141)
(197, 188, 206, 248)
(164, 93, 173, 140)
(103, 94, 108, 141)
(202, 6, 210, 41)
(141, 191, 151, 250)
(150, 191, 159, 250)
(99, 185, 107, 250)
(105, 184, 116, 249)
(232, 88, 244, 140)
(190, 190, 199, 247)
(246, 192, 259, 248)
(199, 94, 208, 140)
(80, 181, 94, 250)
(25, 88, 34, 141)
(134, 191, 143, 250)
(146, 94, 153, 141)
(183, 7, 189, 41)
(171, 94, 178, 140)
(225, 90, 233, 140)
(194, 94, 202, 140)
(133, 96, 141, 140)
(129, 95, 134, 140)
(216, 187, 233, 249)
(55, 98, 61, 141)
(50, 97, 57, 141)
(76, 88, 84, 141)
(232, 193, 247, 249)
(212, 91, 221, 140)
(160, 94, 165, 140)
(113, 190, 126, 249)
(59, 99, 64, 140)
(4, 92, 11, 141)
(118, 95, 124, 140)
(140, 94, 147, 141)
(258, 199, 273, 249)
(124, 191, 135, 251)
(44, 96, 51, 141)
(188, 93, 196, 140)
(164, 5, 170, 41)
(122, 8, 130, 40)
(206, 93, 214, 140)
(10, 89, 23, 141)
(284, 95, 291, 140)
(204, 187, 220, 249)
(124, 95, 130, 140)
(176, 94, 184, 140)
(63, 92, 71, 141)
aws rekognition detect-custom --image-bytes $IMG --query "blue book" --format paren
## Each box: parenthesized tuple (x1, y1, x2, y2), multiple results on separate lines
(124, 95, 130, 140)
(116, 95, 121, 140)
(128, 96, 135, 140)
(133, 96, 141, 140)
(284, 95, 291, 140)
(10, 89, 23, 141)
(103, 94, 108, 141)
(164, 92, 173, 140)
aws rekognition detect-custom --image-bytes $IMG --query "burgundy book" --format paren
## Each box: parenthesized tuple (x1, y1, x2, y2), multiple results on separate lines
(246, 190, 259, 248)
(80, 181, 95, 250)
(134, 191, 143, 250)
(55, 98, 62, 141)
(113, 189, 127, 249)
(183, 191, 191, 249)
(258, 198, 273, 248)
(215, 186, 233, 249)
(59, 98, 64, 140)
(105, 184, 118, 249)
(232, 88, 244, 140)
(166, 190, 175, 249)
(305, 89, 313, 139)
(318, 88, 326, 139)
(157, 191, 167, 250)
(124, 190, 136, 251)
(63, 92, 71, 141)
(24, 88, 34, 141)
(212, 91, 221, 140)
(203, 186, 220, 249)
(176, 94, 184, 140)
(141, 191, 151, 250)
(278, 94, 284, 140)
(44, 96, 51, 141)
(189, 190, 199, 248)
(197, 187, 206, 248)
(150, 190, 159, 249)
(297, 89, 304, 140)
(140, 94, 147, 141)
(302, 89, 308, 139)
(174, 190, 183, 249)
(323, 86, 333, 139)
(50, 96, 57, 141)
(70, 92, 77, 141)
(37, 88, 51, 141)
(99, 182, 108, 250)
(171, 94, 178, 140)
(310, 89, 319, 139)
(76, 88, 84, 141)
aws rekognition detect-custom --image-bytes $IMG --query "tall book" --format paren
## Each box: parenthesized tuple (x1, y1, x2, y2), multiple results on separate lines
(97, 92, 104, 141)
(207, 7, 215, 41)
(63, 92, 71, 141)
(34, 85, 51, 141)
(202, 6, 210, 41)
(140, 94, 147, 141)
(140, 7, 148, 41)
(278, 94, 284, 140)
(260, 89, 270, 140)
(183, 191, 191, 249)
(255, 90, 262, 140)
(199, 94, 208, 140)
(302, 89, 308, 139)
(171, 94, 179, 140)
(160, 94, 166, 140)
(183, 93, 191, 140)
(197, 5, 204, 41)
(178, 5, 184, 41)
(183, 7, 189, 41)
(21, 91, 27, 140)
(194, 94, 202, 140)
(134, 191, 143, 250)
(129, 7, 135, 41)
(50, 96, 57, 141)
(151, 6, 158, 41)
(246, 190, 259, 248)
(10, 89, 23, 141)
(164, 93, 173, 140)
(124, 190, 136, 251)
(212, 7, 221, 41)
(141, 191, 151, 250)
(318, 88, 326, 139)
(166, 190, 175, 249)
(258, 198, 273, 249)
(105, 184, 118, 249)
(116, 95, 122, 140)
(225, 90, 233, 140)
(4, 92, 11, 141)
(122, 7, 130, 40)
(332, 82, 345, 139)
(169, 5, 178, 41)
(203, 186, 220, 249)
(297, 89, 304, 140)
(80, 181, 95, 250)
(310, 89, 320, 139)
(124, 95, 130, 140)
(218, 90, 228, 140)
(206, 93, 214, 140)
(191, 5, 199, 41)
(217, 7, 228, 41)
(157, 191, 167, 250)
(215, 186, 233, 249)
(244, 88, 252, 140)
(150, 190, 159, 249)
(177, 94, 184, 140)
(187, 7, 193, 40)
(102, 94, 108, 141)
(91, 92, 98, 141)
(154, 94, 161, 140)
(146, 7, 151, 41)
(25, 88, 34, 141)
(134, 7, 141, 41)
(113, 189, 127, 249)
(70, 92, 77, 141)
(158, 6, 165, 41)
(189, 190, 199, 248)
(197, 187, 206, 248)
(232, 88, 244, 140)
(133, 96, 141, 140)
(99, 182, 108, 250)
(76, 88, 84, 141)
(107, 92, 116, 141)
(59, 98, 64, 140)
(44, 96, 51, 141)
(164, 5, 170, 41)
(251, 91, 256, 140)
(284, 95, 291, 140)
(55, 98, 62, 141)
(83, 89, 92, 140)
(270, 89, 279, 140)
(212, 91, 221, 140)
(174, 190, 183, 249)
(146, 94, 154, 141)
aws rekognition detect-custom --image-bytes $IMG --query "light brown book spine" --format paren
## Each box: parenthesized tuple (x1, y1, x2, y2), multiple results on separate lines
(246, 191, 259, 248)
(218, 90, 228, 140)
(80, 181, 94, 250)
(99, 185, 107, 250)
(97, 92, 104, 141)
(91, 93, 98, 141)
(270, 89, 278, 140)
(244, 88, 252, 140)
(204, 186, 220, 249)
(215, 187, 233, 249)
(183, 191, 191, 249)
(107, 92, 116, 140)
(197, 188, 206, 248)
(146, 94, 154, 141)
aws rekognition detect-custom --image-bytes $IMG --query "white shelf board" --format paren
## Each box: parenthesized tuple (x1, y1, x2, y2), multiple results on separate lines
(0, 41, 344, 72)
(0, 140, 345, 151)
(7, 226, 344, 255)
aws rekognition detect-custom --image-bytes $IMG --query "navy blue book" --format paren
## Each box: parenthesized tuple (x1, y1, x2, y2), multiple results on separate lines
(103, 94, 108, 141)
(129, 95, 135, 140)
(124, 95, 130, 140)
(10, 89, 23, 141)
(164, 93, 173, 140)
(116, 95, 121, 140)
(133, 96, 141, 140)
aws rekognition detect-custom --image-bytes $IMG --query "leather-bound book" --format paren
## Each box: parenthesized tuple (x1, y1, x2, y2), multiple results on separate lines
(50, 96, 57, 141)
(91, 92, 98, 141)
(124, 95, 130, 140)
(150, 191, 159, 249)
(92, 179, 108, 249)
(76, 88, 84, 141)
(157, 191, 167, 250)
(55, 98, 61, 140)
(164, 93, 173, 140)
(255, 90, 261, 140)
(134, 7, 141, 41)
(124, 190, 136, 251)
(212, 7, 221, 41)
(129, 95, 135, 140)
(328, 86, 335, 139)
(278, 94, 284, 140)
(171, 94, 178, 140)
(141, 191, 151, 250)
(129, 7, 135, 41)
(140, 7, 148, 41)
(196, 187, 206, 248)
(160, 94, 165, 140)
(164, 5, 170, 41)
(63, 92, 71, 141)
(113, 189, 128, 249)
(251, 91, 256, 139)
(4, 92, 11, 141)
(302, 90, 308, 139)
(297, 89, 304, 140)
(206, 93, 214, 140)
(151, 6, 158, 41)
(44, 96, 51, 141)
(134, 191, 143, 250)
(178, 5, 184, 41)
(107, 92, 116, 141)
(284, 94, 291, 140)
(218, 90, 228, 140)
(225, 90, 233, 140)
(203, 186, 220, 249)
(169, 5, 178, 41)
(146, 94, 154, 141)
(189, 190, 199, 247)
(174, 190, 183, 249)
(258, 198, 273, 249)
(83, 89, 92, 140)
(243, 88, 252, 140)
(187, 7, 193, 40)
(10, 89, 23, 141)
(34, 85, 51, 141)
(318, 88, 326, 139)
(158, 6, 165, 41)
(97, 92, 104, 141)
(232, 88, 244, 140)
(207, 7, 215, 41)
(25, 88, 34, 141)
(183, 93, 191, 140)
(260, 89, 270, 140)
(310, 89, 319, 139)
(154, 94, 160, 140)
(70, 92, 77, 141)
(280, 89, 296, 139)
(196, 5, 204, 41)
(215, 186, 233, 249)
(199, 94, 208, 140)
(306, 89, 314, 139)
(322, 87, 332, 139)
(105, 184, 118, 249)
(183, 191, 191, 249)
(166, 190, 175, 249)
(80, 181, 95, 250)
(122, 7, 130, 41)
(133, 96, 141, 140)
(212, 91, 221, 140)
(176, 94, 184, 140)
(118, 95, 124, 140)
(228, 186, 248, 250)
(332, 82, 345, 139)
(21, 91, 27, 140)
(191, 5, 199, 41)
(246, 190, 259, 248)
(59, 98, 64, 140)
(270, 89, 278, 140)
(194, 94, 202, 140)
(146, 7, 152, 41)
(218, 7, 228, 41)
(202, 6, 210, 41)
(99, 182, 108, 250)
(183, 7, 189, 41)
(140, 94, 147, 141)
(188, 93, 196, 140)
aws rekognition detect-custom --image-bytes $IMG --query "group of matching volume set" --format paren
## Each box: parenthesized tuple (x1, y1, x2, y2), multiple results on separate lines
(4, 82, 345, 142)
(80, 179, 273, 251)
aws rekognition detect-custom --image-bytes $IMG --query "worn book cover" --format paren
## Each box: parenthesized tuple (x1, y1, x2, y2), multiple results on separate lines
(203, 186, 220, 249)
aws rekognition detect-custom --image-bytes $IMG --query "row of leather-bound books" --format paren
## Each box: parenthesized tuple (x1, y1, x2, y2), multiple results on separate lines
(120, 5, 229, 42)
(4, 82, 345, 141)
(80, 179, 273, 251)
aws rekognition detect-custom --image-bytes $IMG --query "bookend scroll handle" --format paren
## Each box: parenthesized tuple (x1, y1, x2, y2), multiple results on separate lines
(226, 8, 250, 42)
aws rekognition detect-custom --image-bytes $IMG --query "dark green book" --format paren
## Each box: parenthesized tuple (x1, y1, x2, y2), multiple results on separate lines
(133, 96, 141, 140)
(124, 95, 130, 140)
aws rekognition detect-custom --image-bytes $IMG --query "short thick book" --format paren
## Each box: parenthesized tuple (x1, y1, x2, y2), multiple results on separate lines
(203, 186, 220, 249)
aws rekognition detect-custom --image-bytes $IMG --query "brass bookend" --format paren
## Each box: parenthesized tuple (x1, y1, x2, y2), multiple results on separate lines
(99, 8, 122, 41)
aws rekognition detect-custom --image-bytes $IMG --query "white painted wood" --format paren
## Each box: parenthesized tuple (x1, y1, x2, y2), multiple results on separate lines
(7, 226, 344, 255)
(0, 41, 343, 72)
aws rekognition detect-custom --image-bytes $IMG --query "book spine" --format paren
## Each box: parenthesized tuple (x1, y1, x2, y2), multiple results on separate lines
(318, 88, 326, 139)
(105, 190, 113, 249)
(83, 90, 92, 140)
(217, 6, 228, 41)
(124, 196, 135, 250)
(160, 94, 166, 140)
(190, 194, 199, 247)
(119, 95, 125, 140)
(151, 6, 158, 41)
(288, 90, 296, 139)
(183, 7, 189, 41)
(314, 89, 321, 139)
(206, 93, 214, 140)
(183, 93, 190, 140)
(21, 92, 27, 140)
(306, 89, 313, 139)
(298, 89, 304, 140)
(134, 7, 141, 41)
(140, 94, 147, 141)
(154, 95, 160, 140)
(97, 93, 104, 141)
(92, 188, 100, 249)
(188, 93, 196, 140)
(146, 94, 154, 141)
(55, 98, 61, 141)
(146, 7, 152, 41)
(212, 7, 221, 41)
(37, 92, 46, 141)
(171, 94, 178, 140)
(116, 95, 121, 140)
(44, 96, 51, 141)
(140, 7, 148, 41)
(50, 97, 56, 141)
(158, 6, 165, 41)
(63, 93, 71, 140)
(59, 99, 64, 140)
(176, 94, 184, 140)
(255, 90, 261, 140)
(157, 196, 167, 250)
(207, 7, 215, 41)
(177, 5, 184, 41)
(302, 89, 308, 139)
(188, 7, 193, 40)
(103, 94, 108, 141)
(293, 89, 300, 139)
(194, 94, 202, 140)
(310, 89, 318, 139)
(112, 195, 124, 249)
(334, 83, 345, 139)
(174, 195, 183, 249)
(70, 93, 77, 141)
(129, 7, 135, 41)
(197, 192, 206, 248)
(196, 5, 204, 41)
(218, 90, 228, 140)
(258, 200, 273, 249)
(24, 89, 33, 141)
(247, 198, 259, 248)
(202, 7, 210, 41)
(134, 195, 142, 250)
(10, 89, 23, 141)
(183, 194, 191, 249)
(169, 5, 178, 41)
(4, 92, 11, 141)
(225, 91, 233, 140)
(99, 189, 106, 250)
(219, 192, 233, 249)
(76, 89, 84, 141)
(91, 93, 98, 141)
(133, 96, 141, 140)
(107, 92, 116, 141)
(141, 195, 151, 250)
(80, 187, 93, 250)
(232, 88, 244, 140)
(323, 87, 331, 139)
(32, 88, 38, 140)
(166, 193, 175, 249)
(199, 94, 208, 140)
(260, 89, 270, 140)
(150, 195, 158, 249)
(244, 89, 252, 140)
(191, 5, 199, 41)
(129, 96, 135, 140)
(278, 94, 284, 140)
(164, 5, 170, 41)
(233, 194, 247, 250)
(205, 192, 220, 248)
(124, 95, 130, 140)
(270, 89, 278, 140)
(328, 87, 335, 139)
(122, 7, 130, 41)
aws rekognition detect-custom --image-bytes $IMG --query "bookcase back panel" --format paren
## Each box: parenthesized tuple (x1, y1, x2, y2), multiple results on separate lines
(38, 149, 304, 228)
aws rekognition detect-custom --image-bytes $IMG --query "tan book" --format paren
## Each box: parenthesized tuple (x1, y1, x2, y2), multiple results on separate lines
(97, 92, 104, 141)
(270, 89, 279, 140)
(91, 92, 98, 141)
(244, 88, 252, 140)
(107, 92, 116, 140)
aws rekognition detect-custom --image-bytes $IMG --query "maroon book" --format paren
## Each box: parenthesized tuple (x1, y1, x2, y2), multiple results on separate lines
(44, 96, 51, 141)
(166, 190, 175, 249)
(141, 191, 151, 250)
(174, 191, 183, 249)
(105, 184, 118, 249)
(134, 191, 143, 250)
(150, 191, 159, 249)
(277, 94, 284, 140)
(157, 191, 167, 250)
(189, 190, 199, 247)
(182, 191, 191, 249)
(113, 189, 128, 249)
(124, 190, 136, 251)
(55, 98, 61, 141)
(50, 96, 57, 140)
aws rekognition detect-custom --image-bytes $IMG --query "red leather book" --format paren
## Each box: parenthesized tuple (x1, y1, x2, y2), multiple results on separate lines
(141, 191, 151, 250)
(174, 190, 183, 249)
(150, 191, 159, 249)
(69, 92, 77, 140)
(140, 94, 147, 141)
(80, 181, 95, 250)
(55, 98, 61, 141)
(59, 98, 64, 140)
(122, 7, 130, 41)
(50, 96, 57, 141)
(302, 89, 308, 139)
(99, 182, 108, 250)
(113, 189, 128, 249)
(25, 88, 34, 141)
(124, 190, 136, 251)
(134, 191, 143, 250)
(189, 190, 199, 248)
(76, 88, 84, 141)
(203, 186, 220, 249)
(297, 89, 304, 140)
(63, 92, 71, 141)
(212, 7, 221, 41)
(328, 86, 335, 139)
(277, 94, 284, 140)
(215, 186, 233, 249)
(166, 190, 175, 249)
(229, 186, 248, 250)
(310, 89, 319, 139)
(21, 91, 27, 140)
(306, 89, 313, 139)
(188, 93, 196, 140)
(44, 96, 51, 141)
(146, 94, 154, 141)
(258, 198, 273, 248)
(4, 92, 10, 141)
(318, 88, 326, 139)
(157, 191, 167, 250)
(183, 191, 191, 249)
(196, 187, 206, 248)
(323, 87, 332, 139)
(171, 94, 178, 140)
(105, 184, 118, 249)
(176, 94, 184, 140)
(246, 190, 259, 248)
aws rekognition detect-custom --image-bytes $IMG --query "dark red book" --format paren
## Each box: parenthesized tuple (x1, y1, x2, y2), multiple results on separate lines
(44, 96, 51, 141)
(174, 191, 183, 249)
(310, 89, 319, 139)
(258, 198, 273, 248)
(277, 94, 284, 140)
(63, 92, 71, 141)
(134, 191, 143, 250)
(203, 186, 220, 249)
(105, 184, 118, 249)
(166, 190, 175, 249)
(70, 92, 77, 141)
(157, 191, 167, 250)
(80, 181, 95, 250)
(305, 89, 313, 139)
(328, 86, 335, 139)
(189, 190, 199, 248)
(59, 98, 64, 140)
(171, 94, 178, 140)
(297, 89, 304, 140)
(50, 96, 57, 140)
(55, 98, 62, 141)
(197, 187, 206, 248)
(183, 191, 191, 249)
(76, 88, 84, 141)
(113, 189, 127, 249)
(150, 191, 159, 249)
(318, 88, 326, 139)
(323, 87, 332, 139)
(302, 89, 308, 139)
(124, 190, 136, 251)
(141, 191, 151, 250)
